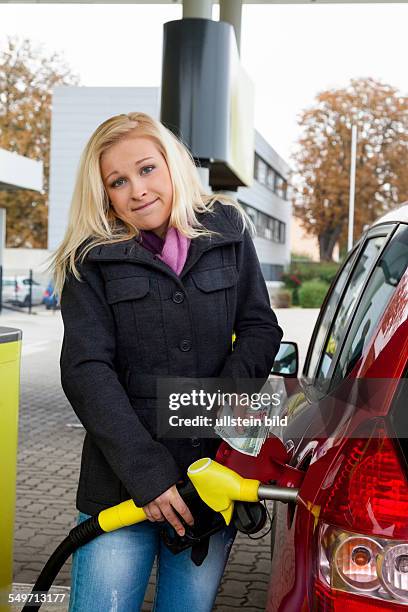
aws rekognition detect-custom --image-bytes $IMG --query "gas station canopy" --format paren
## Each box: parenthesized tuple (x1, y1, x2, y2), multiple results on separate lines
(0, 149, 43, 192)
(0, 0, 403, 3)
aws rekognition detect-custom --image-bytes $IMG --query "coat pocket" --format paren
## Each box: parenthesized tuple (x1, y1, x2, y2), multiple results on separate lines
(105, 276, 149, 303)
(191, 266, 238, 292)
(105, 276, 168, 369)
(104, 277, 150, 349)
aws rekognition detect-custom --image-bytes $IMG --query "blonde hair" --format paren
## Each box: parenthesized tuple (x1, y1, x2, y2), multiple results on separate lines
(49, 112, 250, 296)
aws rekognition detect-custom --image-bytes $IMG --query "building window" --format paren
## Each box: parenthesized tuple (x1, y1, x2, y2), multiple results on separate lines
(267, 167, 275, 191)
(260, 263, 284, 282)
(273, 220, 280, 243)
(255, 156, 267, 185)
(240, 203, 286, 245)
(246, 207, 258, 227)
(254, 154, 288, 200)
(275, 174, 287, 199)
(279, 222, 286, 243)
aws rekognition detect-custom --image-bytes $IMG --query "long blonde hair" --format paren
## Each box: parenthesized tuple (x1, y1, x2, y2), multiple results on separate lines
(49, 112, 250, 296)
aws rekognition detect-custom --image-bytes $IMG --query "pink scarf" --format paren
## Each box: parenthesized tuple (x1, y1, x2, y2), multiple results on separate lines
(158, 227, 191, 276)
(139, 227, 191, 276)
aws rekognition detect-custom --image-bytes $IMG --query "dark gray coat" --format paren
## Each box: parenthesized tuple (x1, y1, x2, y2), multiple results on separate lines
(60, 202, 283, 514)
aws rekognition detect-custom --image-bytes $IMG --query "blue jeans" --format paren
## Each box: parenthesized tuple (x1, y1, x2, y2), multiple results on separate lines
(68, 512, 236, 612)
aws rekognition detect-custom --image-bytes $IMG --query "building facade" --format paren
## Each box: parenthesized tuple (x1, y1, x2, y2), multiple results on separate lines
(0, 148, 43, 270)
(238, 131, 290, 280)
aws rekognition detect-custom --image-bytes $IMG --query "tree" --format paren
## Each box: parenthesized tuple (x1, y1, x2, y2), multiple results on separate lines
(292, 78, 408, 261)
(0, 37, 79, 247)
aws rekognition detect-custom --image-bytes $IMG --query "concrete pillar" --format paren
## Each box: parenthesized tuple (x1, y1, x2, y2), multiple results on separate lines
(219, 0, 242, 52)
(183, 0, 213, 19)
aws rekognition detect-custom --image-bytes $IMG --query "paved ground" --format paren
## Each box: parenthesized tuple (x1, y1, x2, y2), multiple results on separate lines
(1, 306, 318, 611)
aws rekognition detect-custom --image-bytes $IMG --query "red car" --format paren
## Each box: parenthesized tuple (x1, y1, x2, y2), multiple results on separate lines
(267, 205, 408, 610)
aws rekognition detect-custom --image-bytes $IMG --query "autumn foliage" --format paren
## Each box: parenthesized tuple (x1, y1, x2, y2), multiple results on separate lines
(292, 78, 408, 261)
(0, 38, 78, 247)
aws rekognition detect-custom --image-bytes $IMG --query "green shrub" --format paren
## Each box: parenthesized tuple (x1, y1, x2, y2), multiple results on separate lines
(281, 261, 340, 308)
(291, 251, 314, 262)
(314, 262, 341, 284)
(288, 261, 340, 285)
(299, 279, 329, 308)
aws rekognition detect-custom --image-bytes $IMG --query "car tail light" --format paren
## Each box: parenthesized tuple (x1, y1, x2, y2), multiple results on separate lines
(317, 524, 408, 607)
(378, 544, 408, 601)
(319, 426, 408, 540)
(311, 423, 408, 608)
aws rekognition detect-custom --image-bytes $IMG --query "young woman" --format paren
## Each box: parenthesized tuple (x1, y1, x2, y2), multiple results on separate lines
(52, 112, 283, 611)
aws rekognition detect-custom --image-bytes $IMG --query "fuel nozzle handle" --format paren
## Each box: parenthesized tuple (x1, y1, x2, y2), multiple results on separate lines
(98, 457, 299, 533)
(187, 458, 299, 525)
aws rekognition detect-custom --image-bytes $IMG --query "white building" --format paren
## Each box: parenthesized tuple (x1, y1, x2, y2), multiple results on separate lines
(48, 86, 291, 280)
(0, 148, 43, 193)
(0, 148, 43, 270)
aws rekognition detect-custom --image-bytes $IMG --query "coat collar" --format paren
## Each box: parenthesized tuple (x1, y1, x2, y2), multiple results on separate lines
(86, 203, 243, 278)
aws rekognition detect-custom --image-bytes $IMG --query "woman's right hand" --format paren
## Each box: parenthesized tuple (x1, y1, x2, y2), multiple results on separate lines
(142, 484, 194, 536)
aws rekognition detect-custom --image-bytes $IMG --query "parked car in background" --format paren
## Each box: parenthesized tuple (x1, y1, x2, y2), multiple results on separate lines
(1, 276, 46, 307)
(42, 281, 59, 310)
(267, 204, 408, 610)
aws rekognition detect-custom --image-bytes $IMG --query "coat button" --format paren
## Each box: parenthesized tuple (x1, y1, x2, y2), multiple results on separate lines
(179, 339, 192, 352)
(172, 291, 184, 304)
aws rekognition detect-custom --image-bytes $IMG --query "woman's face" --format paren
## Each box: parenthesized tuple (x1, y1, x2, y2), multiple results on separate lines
(100, 135, 173, 238)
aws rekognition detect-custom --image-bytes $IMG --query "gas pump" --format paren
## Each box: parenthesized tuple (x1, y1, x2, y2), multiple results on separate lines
(0, 327, 22, 612)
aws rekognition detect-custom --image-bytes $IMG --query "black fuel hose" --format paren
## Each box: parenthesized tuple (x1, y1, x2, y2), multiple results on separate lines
(21, 515, 103, 612)
(20, 482, 219, 611)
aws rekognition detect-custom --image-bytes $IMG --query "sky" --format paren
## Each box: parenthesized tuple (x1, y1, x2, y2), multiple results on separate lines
(1, 2, 408, 163)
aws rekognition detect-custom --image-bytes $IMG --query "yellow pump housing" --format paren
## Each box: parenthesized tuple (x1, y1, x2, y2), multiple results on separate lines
(187, 458, 260, 525)
(0, 327, 22, 612)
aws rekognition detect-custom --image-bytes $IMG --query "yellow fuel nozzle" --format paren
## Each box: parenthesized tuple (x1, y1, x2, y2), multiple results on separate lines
(98, 458, 294, 534)
(187, 458, 260, 525)
(98, 500, 146, 532)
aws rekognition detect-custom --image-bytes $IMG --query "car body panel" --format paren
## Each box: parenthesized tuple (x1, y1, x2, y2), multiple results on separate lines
(267, 212, 408, 611)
